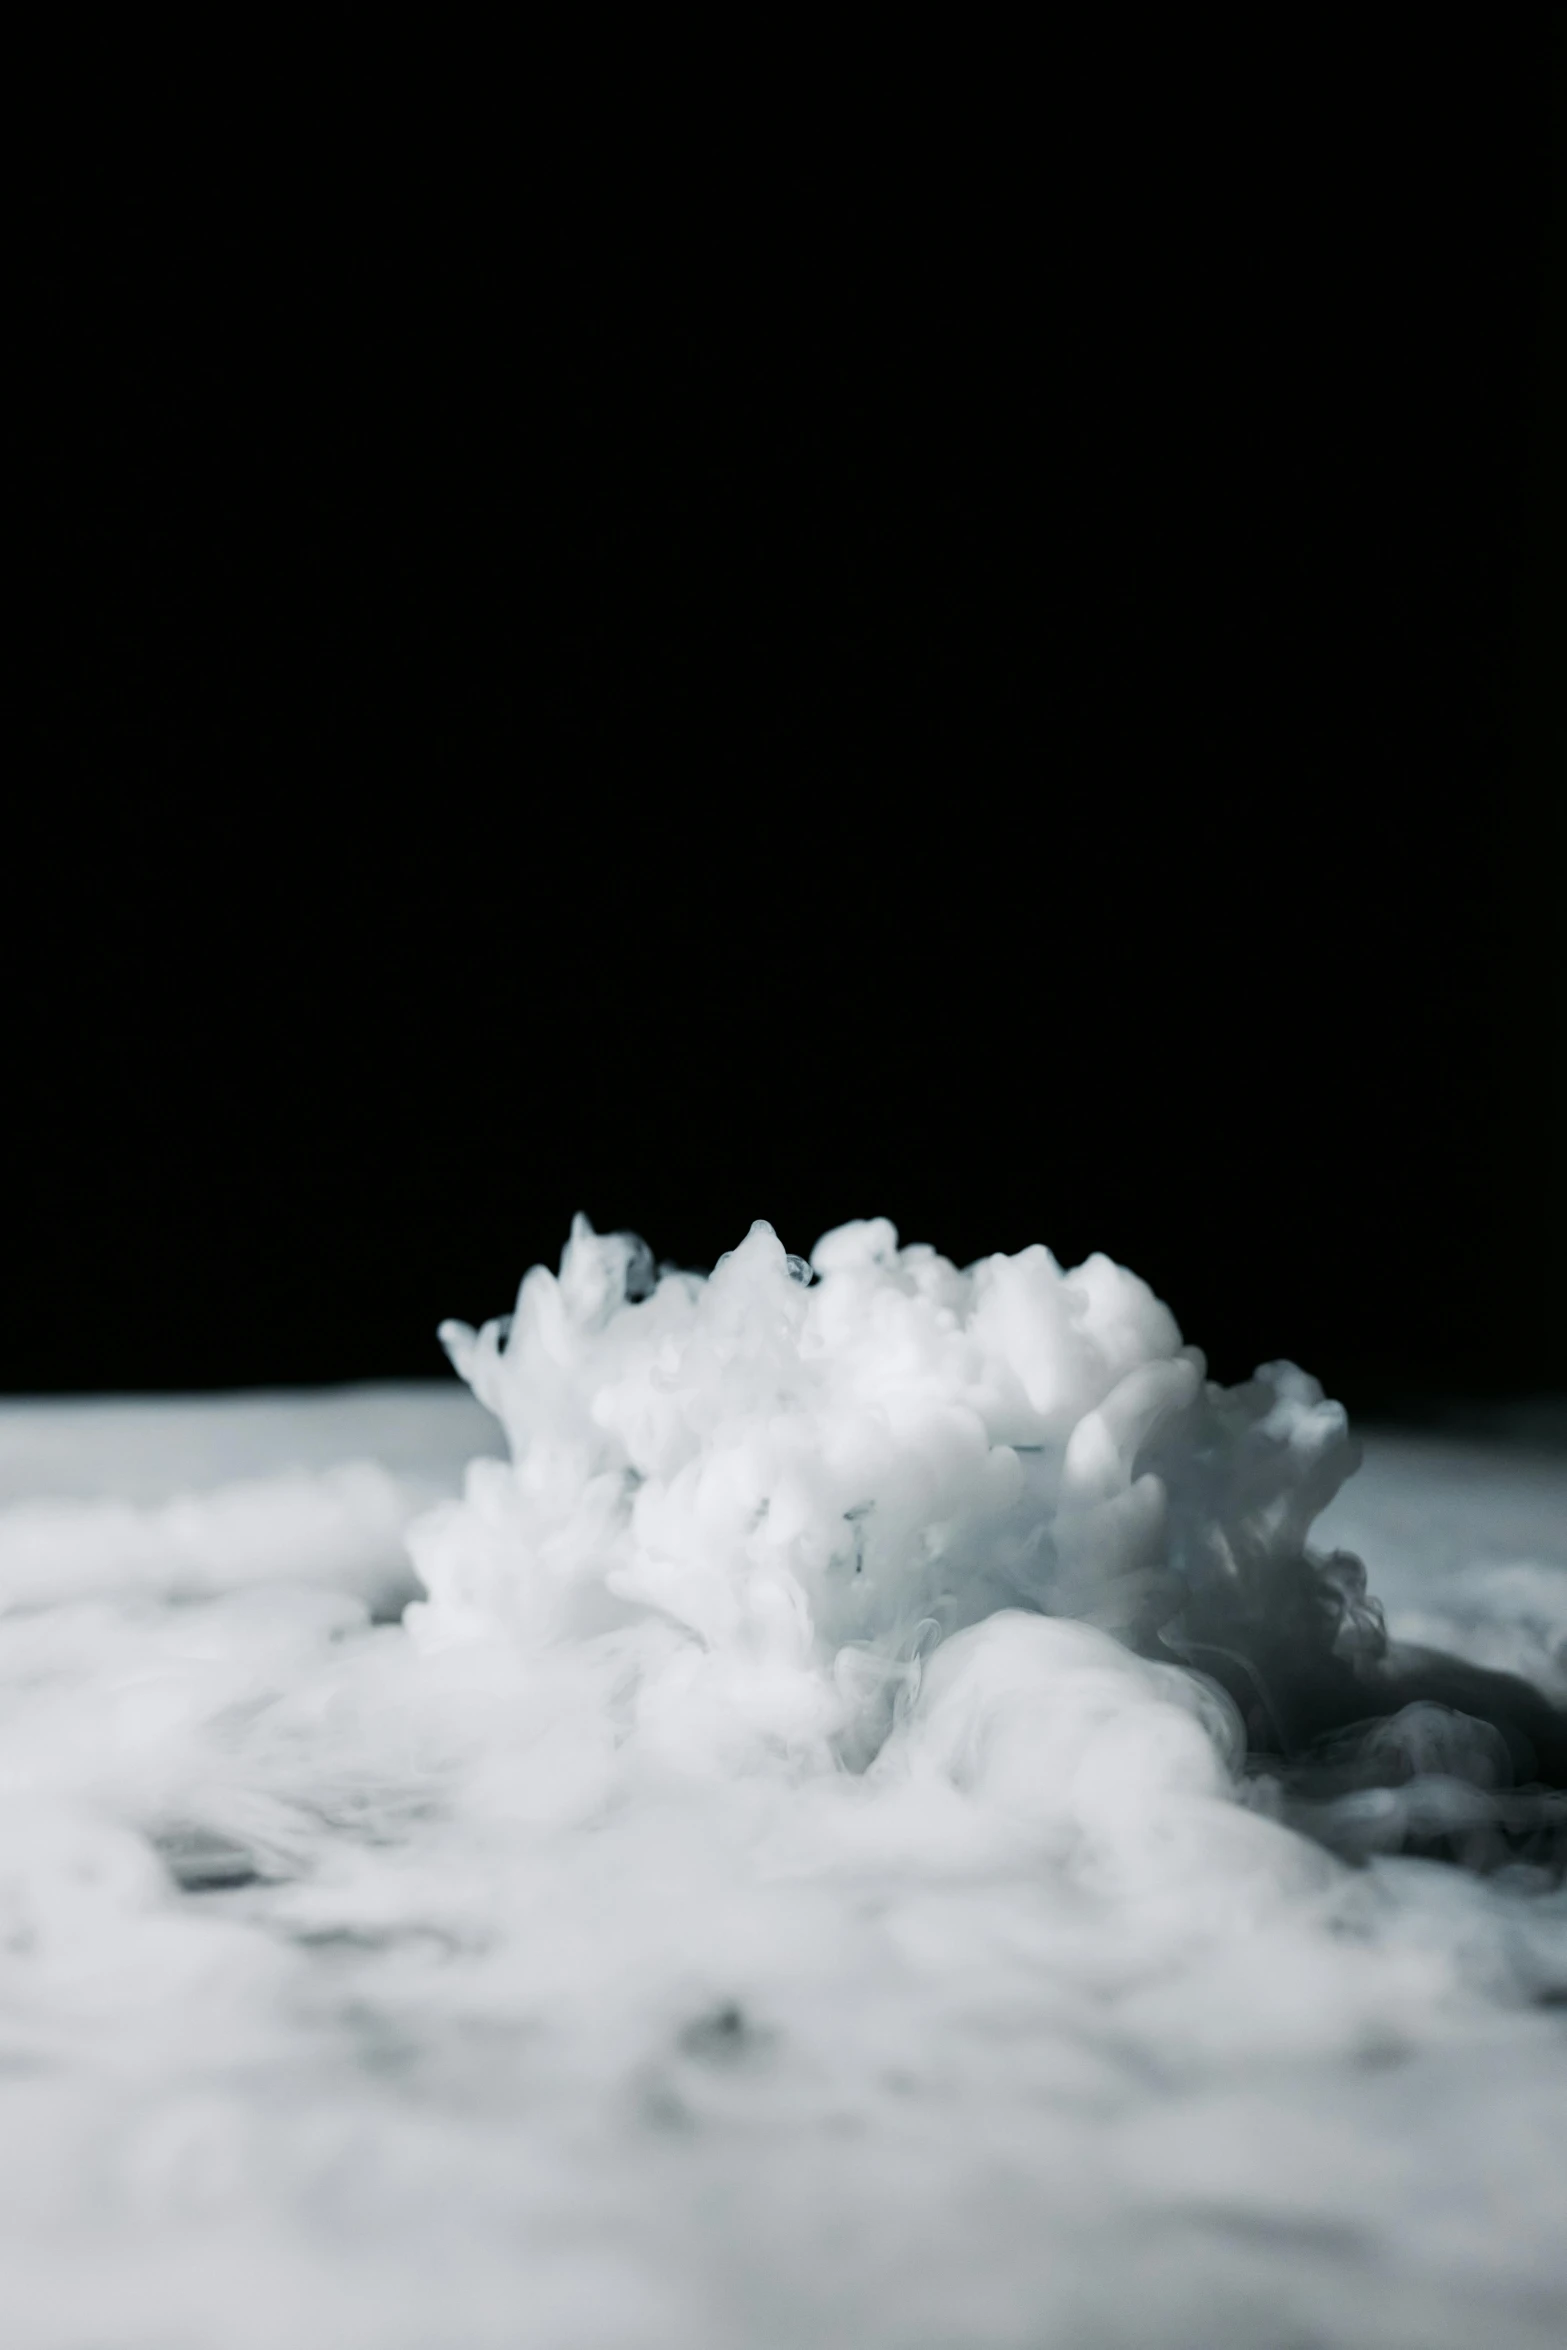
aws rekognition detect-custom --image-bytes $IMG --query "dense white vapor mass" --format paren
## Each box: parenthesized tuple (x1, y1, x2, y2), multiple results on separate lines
(1, 1218, 1564, 2349)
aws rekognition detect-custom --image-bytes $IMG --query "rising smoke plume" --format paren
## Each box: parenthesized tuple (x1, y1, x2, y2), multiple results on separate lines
(421, 1215, 1567, 1867)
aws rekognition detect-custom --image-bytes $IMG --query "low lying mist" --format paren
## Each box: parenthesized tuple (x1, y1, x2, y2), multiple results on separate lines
(2, 1217, 1564, 2348)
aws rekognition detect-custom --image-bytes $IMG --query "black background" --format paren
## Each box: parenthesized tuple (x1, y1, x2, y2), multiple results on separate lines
(12, 20, 1565, 1414)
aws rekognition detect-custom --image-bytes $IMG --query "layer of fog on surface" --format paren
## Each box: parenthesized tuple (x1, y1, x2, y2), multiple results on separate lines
(1, 1218, 1564, 2350)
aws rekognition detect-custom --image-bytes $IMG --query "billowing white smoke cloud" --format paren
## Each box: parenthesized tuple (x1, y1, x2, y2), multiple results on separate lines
(414, 1216, 1365, 1776)
(1, 1219, 1565, 2349)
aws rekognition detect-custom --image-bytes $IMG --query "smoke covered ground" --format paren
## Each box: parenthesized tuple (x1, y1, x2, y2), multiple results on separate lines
(1, 1222, 1564, 2349)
